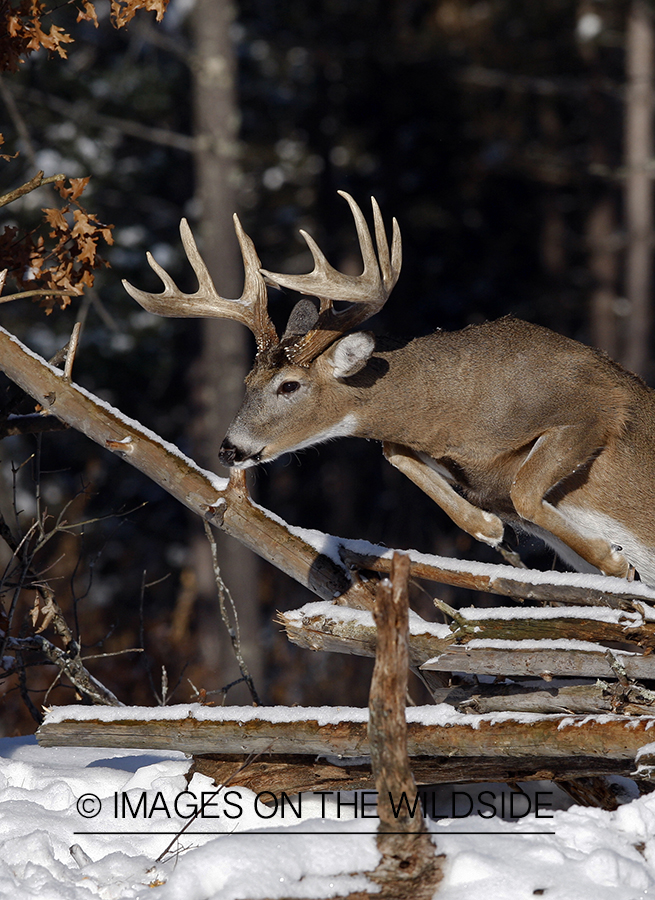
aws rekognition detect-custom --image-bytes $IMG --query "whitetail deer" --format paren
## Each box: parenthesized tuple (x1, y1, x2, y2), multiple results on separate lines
(123, 192, 655, 587)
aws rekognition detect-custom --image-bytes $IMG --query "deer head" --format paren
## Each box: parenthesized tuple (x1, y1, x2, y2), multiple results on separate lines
(122, 192, 402, 468)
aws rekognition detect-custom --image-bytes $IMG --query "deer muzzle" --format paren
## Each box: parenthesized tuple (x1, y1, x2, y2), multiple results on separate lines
(218, 438, 262, 468)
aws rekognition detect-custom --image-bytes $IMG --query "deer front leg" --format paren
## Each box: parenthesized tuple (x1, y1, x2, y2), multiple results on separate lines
(383, 442, 505, 548)
(509, 427, 631, 579)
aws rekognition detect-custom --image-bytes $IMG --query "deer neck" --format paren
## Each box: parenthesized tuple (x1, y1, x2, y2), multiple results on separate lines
(351, 331, 462, 450)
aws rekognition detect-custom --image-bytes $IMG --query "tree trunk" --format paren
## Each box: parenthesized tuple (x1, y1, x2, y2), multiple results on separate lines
(623, 0, 654, 377)
(588, 198, 619, 357)
(188, 0, 262, 699)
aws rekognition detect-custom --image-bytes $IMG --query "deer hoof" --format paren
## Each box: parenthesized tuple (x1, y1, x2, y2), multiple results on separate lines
(601, 547, 632, 581)
(474, 511, 505, 546)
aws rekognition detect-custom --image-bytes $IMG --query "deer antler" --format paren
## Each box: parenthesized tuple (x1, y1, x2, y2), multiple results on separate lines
(122, 216, 278, 353)
(261, 191, 402, 365)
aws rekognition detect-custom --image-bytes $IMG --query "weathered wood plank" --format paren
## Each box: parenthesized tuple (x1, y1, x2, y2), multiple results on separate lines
(35, 706, 655, 760)
(421, 645, 655, 679)
(279, 602, 655, 679)
(432, 680, 655, 715)
(340, 546, 655, 609)
(277, 605, 452, 668)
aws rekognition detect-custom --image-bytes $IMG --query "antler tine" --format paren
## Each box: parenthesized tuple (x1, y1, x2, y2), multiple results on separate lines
(123, 217, 277, 353)
(371, 196, 402, 294)
(261, 191, 394, 306)
(261, 192, 402, 366)
(232, 215, 279, 352)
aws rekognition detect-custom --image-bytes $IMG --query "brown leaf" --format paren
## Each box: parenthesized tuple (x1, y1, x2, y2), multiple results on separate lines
(43, 207, 69, 231)
(111, 0, 169, 28)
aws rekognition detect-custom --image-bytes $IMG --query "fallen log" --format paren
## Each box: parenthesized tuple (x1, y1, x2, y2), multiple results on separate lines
(35, 703, 655, 761)
(421, 642, 655, 679)
(279, 601, 655, 681)
(340, 544, 655, 609)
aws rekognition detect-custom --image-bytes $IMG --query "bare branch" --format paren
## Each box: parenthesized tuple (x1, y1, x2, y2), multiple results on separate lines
(0, 171, 66, 208)
(5, 83, 197, 153)
(63, 321, 82, 382)
(203, 521, 260, 705)
(0, 289, 80, 305)
(4, 634, 123, 706)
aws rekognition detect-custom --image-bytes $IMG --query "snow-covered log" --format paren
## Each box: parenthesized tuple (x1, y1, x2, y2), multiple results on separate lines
(279, 601, 655, 679)
(421, 642, 655, 679)
(341, 544, 655, 608)
(35, 703, 655, 761)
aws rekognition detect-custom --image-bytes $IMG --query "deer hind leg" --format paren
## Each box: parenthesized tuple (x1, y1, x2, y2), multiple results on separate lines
(509, 427, 631, 579)
(383, 442, 505, 548)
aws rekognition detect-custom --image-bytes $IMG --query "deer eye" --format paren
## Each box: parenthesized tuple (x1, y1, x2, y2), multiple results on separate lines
(278, 380, 300, 396)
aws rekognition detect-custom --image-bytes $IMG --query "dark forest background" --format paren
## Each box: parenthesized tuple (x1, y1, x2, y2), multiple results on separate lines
(1, 0, 652, 732)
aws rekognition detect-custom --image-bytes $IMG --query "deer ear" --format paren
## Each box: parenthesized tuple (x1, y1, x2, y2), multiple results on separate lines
(283, 298, 319, 339)
(325, 332, 375, 378)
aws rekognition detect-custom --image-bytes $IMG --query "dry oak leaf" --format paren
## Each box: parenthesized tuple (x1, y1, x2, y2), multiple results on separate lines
(110, 0, 168, 28)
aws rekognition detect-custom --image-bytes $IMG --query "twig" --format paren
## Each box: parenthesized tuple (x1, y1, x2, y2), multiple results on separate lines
(0, 469, 123, 709)
(63, 321, 82, 382)
(6, 83, 197, 153)
(0, 289, 79, 304)
(156, 749, 271, 863)
(4, 633, 123, 706)
(0, 171, 66, 208)
(203, 521, 260, 706)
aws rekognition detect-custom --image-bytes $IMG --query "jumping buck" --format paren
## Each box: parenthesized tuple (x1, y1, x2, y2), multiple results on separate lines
(123, 192, 655, 587)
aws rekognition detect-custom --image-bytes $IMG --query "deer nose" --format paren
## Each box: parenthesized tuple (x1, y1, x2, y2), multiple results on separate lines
(219, 440, 238, 467)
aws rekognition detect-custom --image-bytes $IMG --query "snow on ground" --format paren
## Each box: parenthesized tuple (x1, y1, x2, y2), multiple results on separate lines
(2, 733, 655, 899)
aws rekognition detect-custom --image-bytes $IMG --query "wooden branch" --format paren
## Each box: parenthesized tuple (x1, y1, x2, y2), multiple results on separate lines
(35, 704, 655, 760)
(341, 546, 655, 609)
(0, 170, 65, 208)
(421, 644, 655, 680)
(0, 289, 81, 304)
(278, 602, 452, 667)
(7, 83, 198, 153)
(434, 680, 655, 716)
(279, 601, 655, 671)
(6, 635, 122, 707)
(441, 607, 655, 649)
